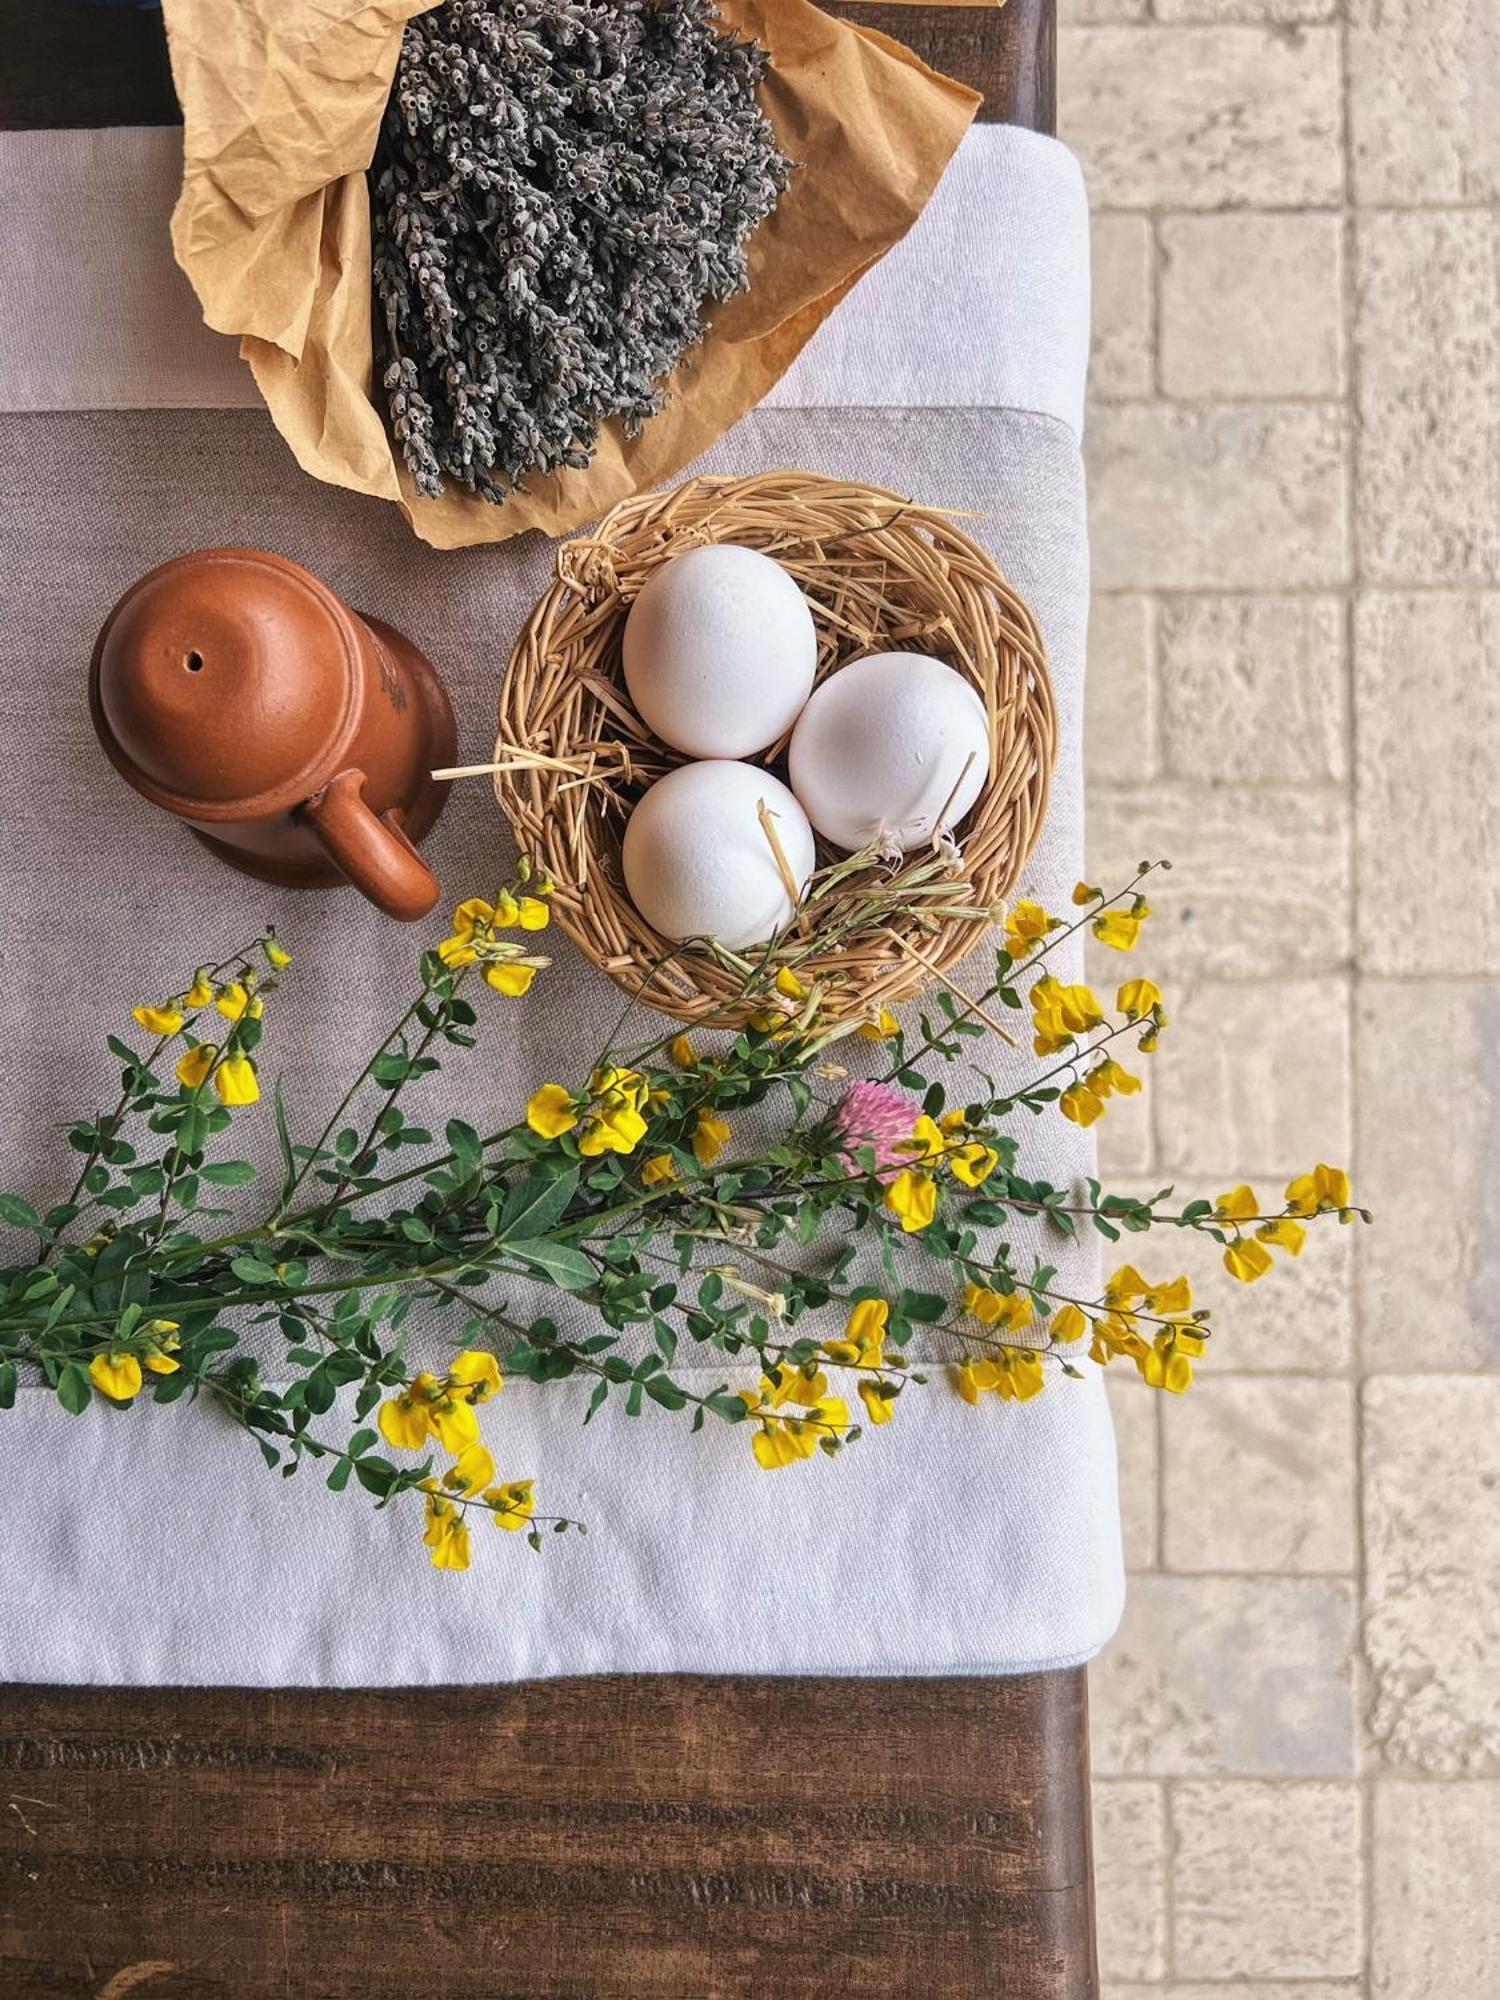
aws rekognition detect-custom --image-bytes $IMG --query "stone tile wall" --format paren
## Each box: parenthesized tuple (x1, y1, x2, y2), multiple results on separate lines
(1061, 4, 1499, 1991)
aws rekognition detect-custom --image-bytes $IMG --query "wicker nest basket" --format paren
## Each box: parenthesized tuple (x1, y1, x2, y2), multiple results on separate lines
(494, 471, 1057, 1026)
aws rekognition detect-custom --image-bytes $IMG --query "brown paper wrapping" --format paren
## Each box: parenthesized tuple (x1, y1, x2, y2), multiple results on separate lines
(161, 0, 979, 550)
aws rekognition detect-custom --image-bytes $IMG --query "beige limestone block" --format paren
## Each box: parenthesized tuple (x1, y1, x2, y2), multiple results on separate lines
(1363, 1376, 1500, 1774)
(1061, 0, 1149, 19)
(1088, 405, 1349, 592)
(1152, 975, 1351, 1181)
(1372, 1782, 1500, 1997)
(1091, 213, 1155, 400)
(1354, 211, 1500, 584)
(1110, 1987, 1359, 2000)
(1355, 591, 1500, 973)
(1348, 0, 1500, 204)
(1158, 0, 1335, 14)
(1091, 1574, 1357, 1776)
(1060, 26, 1343, 210)
(1162, 1375, 1356, 1573)
(1160, 213, 1343, 399)
(1355, 980, 1499, 1369)
(1086, 592, 1156, 783)
(1087, 783, 1351, 978)
(1159, 593, 1347, 784)
(1170, 1782, 1363, 1978)
(1107, 1371, 1160, 1570)
(1093, 1780, 1168, 1981)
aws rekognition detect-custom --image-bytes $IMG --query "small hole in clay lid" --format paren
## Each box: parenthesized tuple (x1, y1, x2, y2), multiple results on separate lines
(185, 651, 204, 672)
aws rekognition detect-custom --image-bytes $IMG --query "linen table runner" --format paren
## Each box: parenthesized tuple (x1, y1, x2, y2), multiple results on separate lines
(0, 124, 1120, 1685)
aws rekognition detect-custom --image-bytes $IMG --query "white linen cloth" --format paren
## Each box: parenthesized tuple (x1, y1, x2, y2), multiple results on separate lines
(0, 123, 1120, 1686)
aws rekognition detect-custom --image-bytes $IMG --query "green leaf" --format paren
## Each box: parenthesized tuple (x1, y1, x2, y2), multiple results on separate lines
(0, 1361, 16, 1409)
(273, 1079, 297, 1200)
(0, 1194, 42, 1232)
(57, 1363, 92, 1415)
(303, 1367, 337, 1416)
(445, 1118, 483, 1177)
(231, 1255, 281, 1287)
(499, 1165, 580, 1243)
(506, 1238, 595, 1293)
(201, 1161, 256, 1186)
(354, 1457, 400, 1499)
(897, 1288, 947, 1324)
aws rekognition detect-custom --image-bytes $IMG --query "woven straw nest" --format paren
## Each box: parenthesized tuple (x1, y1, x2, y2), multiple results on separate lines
(495, 471, 1057, 1026)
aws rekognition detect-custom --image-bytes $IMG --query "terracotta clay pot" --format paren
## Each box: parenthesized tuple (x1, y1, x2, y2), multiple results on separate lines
(90, 548, 457, 921)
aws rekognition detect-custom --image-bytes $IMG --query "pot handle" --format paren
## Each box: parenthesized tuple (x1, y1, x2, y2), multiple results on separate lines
(302, 769, 440, 922)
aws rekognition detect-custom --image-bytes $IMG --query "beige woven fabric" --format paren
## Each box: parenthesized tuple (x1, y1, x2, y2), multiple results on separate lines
(0, 121, 1118, 1684)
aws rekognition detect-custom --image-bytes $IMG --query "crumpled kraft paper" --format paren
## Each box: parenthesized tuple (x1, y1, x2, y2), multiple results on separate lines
(161, 0, 980, 550)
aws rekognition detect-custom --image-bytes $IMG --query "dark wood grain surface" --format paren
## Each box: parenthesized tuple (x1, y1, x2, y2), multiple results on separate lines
(0, 5, 1089, 1996)
(0, 0, 1056, 133)
(1, 1673, 1094, 1998)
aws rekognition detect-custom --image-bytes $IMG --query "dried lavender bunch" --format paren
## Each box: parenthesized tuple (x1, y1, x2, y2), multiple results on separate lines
(370, 0, 793, 504)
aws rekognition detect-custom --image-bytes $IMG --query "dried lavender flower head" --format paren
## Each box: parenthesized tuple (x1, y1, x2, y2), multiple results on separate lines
(369, 0, 794, 504)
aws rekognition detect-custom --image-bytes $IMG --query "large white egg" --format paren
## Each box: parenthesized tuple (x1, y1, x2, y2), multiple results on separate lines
(621, 761, 816, 949)
(622, 545, 818, 759)
(788, 651, 991, 854)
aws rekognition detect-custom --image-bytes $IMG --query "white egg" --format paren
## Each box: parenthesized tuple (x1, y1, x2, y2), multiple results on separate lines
(788, 651, 991, 854)
(621, 761, 816, 949)
(622, 544, 818, 759)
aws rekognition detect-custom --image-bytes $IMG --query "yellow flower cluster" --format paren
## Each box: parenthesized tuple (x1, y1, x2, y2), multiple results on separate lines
(436, 867, 553, 996)
(132, 945, 288, 1108)
(1022, 968, 1168, 1126)
(528, 1066, 733, 1177)
(377, 1351, 535, 1570)
(961, 1281, 1034, 1333)
(1216, 1167, 1354, 1283)
(955, 1347, 1045, 1405)
(1059, 1056, 1142, 1129)
(741, 1301, 904, 1468)
(884, 1113, 1000, 1234)
(1030, 975, 1105, 1056)
(1089, 1265, 1206, 1394)
(953, 1288, 1088, 1407)
(1003, 899, 1057, 959)
(529, 1067, 650, 1158)
(1072, 880, 1151, 954)
(87, 1320, 182, 1403)
(739, 1366, 851, 1467)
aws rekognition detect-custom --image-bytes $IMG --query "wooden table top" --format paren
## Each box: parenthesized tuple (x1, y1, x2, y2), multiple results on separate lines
(0, 6, 1091, 1997)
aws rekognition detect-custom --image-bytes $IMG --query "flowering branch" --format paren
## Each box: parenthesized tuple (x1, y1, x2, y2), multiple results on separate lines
(0, 858, 1364, 1571)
